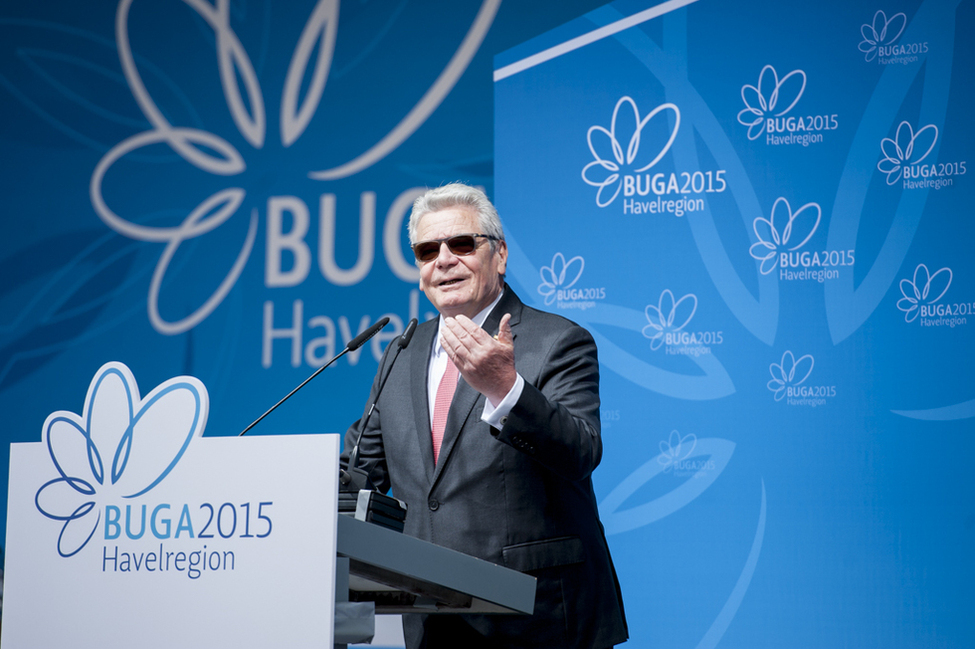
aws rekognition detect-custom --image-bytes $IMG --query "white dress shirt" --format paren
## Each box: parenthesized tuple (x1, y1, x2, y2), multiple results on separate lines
(427, 292, 525, 430)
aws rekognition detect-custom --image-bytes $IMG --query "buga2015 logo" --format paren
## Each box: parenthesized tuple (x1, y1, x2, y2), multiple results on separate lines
(737, 65, 837, 146)
(581, 96, 679, 207)
(642, 290, 721, 357)
(581, 96, 728, 215)
(748, 197, 852, 282)
(767, 351, 835, 406)
(90, 0, 498, 337)
(748, 197, 854, 282)
(858, 10, 928, 65)
(537, 253, 605, 311)
(657, 431, 715, 477)
(33, 362, 207, 558)
(877, 121, 966, 190)
(897, 264, 971, 327)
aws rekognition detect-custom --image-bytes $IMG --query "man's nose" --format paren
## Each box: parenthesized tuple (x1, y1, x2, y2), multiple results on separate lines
(435, 241, 459, 265)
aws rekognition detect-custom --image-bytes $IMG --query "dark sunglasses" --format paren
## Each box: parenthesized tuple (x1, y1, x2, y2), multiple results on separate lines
(412, 233, 498, 262)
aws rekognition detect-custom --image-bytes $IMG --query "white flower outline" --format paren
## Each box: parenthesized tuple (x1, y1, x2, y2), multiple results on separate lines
(877, 121, 939, 185)
(897, 263, 952, 322)
(34, 362, 207, 557)
(537, 253, 585, 306)
(859, 10, 907, 62)
(642, 289, 698, 350)
(581, 96, 680, 207)
(737, 65, 806, 140)
(89, 0, 500, 335)
(767, 351, 814, 401)
(657, 430, 697, 472)
(749, 197, 821, 275)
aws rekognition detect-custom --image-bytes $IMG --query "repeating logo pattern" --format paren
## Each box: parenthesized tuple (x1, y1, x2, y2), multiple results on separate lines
(34, 363, 207, 557)
(581, 96, 680, 207)
(767, 351, 814, 401)
(538, 253, 585, 305)
(657, 430, 696, 472)
(537, 252, 605, 310)
(897, 264, 952, 322)
(737, 65, 806, 140)
(643, 290, 698, 350)
(749, 198, 821, 275)
(859, 11, 907, 61)
(877, 121, 939, 185)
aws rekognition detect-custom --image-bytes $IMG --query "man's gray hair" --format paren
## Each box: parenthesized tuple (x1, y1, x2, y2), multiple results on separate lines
(408, 183, 505, 246)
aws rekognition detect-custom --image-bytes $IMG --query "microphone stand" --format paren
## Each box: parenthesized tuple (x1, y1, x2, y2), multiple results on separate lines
(239, 317, 390, 437)
(341, 318, 417, 491)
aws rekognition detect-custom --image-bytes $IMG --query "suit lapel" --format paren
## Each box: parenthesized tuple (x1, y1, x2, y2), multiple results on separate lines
(432, 288, 524, 483)
(410, 320, 437, 484)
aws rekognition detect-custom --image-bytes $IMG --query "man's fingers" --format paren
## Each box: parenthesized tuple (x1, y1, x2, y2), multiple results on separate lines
(447, 315, 490, 343)
(497, 313, 513, 346)
(439, 314, 517, 404)
(442, 316, 491, 354)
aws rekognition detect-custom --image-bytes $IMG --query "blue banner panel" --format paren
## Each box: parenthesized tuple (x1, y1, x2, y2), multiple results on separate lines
(496, 0, 972, 647)
(0, 0, 610, 551)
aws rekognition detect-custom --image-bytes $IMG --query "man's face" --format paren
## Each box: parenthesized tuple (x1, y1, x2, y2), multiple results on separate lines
(415, 207, 507, 319)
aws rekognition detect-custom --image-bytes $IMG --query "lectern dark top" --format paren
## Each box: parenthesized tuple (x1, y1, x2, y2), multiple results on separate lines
(336, 514, 536, 615)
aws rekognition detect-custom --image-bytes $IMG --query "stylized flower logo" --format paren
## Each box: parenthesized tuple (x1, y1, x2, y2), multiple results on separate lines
(859, 10, 907, 62)
(877, 121, 938, 185)
(34, 362, 207, 557)
(737, 65, 806, 140)
(657, 430, 696, 472)
(642, 289, 697, 350)
(581, 96, 680, 207)
(897, 263, 952, 322)
(749, 197, 821, 275)
(767, 351, 814, 401)
(89, 0, 498, 335)
(537, 253, 585, 305)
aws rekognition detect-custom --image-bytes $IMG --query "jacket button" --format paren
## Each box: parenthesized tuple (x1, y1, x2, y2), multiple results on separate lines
(428, 499, 440, 511)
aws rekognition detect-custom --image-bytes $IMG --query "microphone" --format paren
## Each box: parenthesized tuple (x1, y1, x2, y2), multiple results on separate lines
(239, 316, 390, 436)
(398, 316, 419, 349)
(341, 318, 418, 491)
(347, 317, 390, 352)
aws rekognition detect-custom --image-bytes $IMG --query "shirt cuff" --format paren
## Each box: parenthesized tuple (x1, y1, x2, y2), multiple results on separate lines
(481, 373, 525, 429)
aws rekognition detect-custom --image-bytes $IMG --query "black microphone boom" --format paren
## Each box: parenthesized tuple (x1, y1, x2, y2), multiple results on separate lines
(239, 316, 390, 436)
(342, 317, 418, 489)
(347, 316, 390, 351)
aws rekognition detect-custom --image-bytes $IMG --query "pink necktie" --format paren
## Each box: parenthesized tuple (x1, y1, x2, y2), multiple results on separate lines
(431, 358, 459, 464)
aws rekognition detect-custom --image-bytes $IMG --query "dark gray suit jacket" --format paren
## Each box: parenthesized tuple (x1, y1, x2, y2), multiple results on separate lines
(343, 288, 627, 648)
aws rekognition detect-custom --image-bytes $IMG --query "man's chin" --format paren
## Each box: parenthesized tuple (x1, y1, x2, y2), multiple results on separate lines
(432, 293, 475, 318)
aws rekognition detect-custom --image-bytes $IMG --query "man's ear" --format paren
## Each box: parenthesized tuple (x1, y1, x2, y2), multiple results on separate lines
(496, 239, 508, 276)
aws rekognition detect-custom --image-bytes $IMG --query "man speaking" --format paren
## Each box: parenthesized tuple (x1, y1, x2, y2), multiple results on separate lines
(343, 183, 627, 648)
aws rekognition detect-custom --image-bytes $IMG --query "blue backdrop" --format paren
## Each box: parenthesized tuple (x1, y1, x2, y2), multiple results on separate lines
(2, 0, 973, 647)
(495, 0, 972, 647)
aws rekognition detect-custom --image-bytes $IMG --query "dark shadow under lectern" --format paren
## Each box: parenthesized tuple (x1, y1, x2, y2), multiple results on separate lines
(334, 515, 536, 647)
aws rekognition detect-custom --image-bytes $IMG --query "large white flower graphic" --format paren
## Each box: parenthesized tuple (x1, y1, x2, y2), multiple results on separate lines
(737, 65, 806, 140)
(897, 264, 952, 322)
(859, 10, 907, 62)
(749, 197, 821, 275)
(34, 362, 207, 557)
(877, 121, 938, 185)
(767, 351, 814, 401)
(581, 96, 680, 207)
(89, 0, 499, 335)
(642, 289, 697, 350)
(657, 430, 696, 472)
(537, 253, 585, 305)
